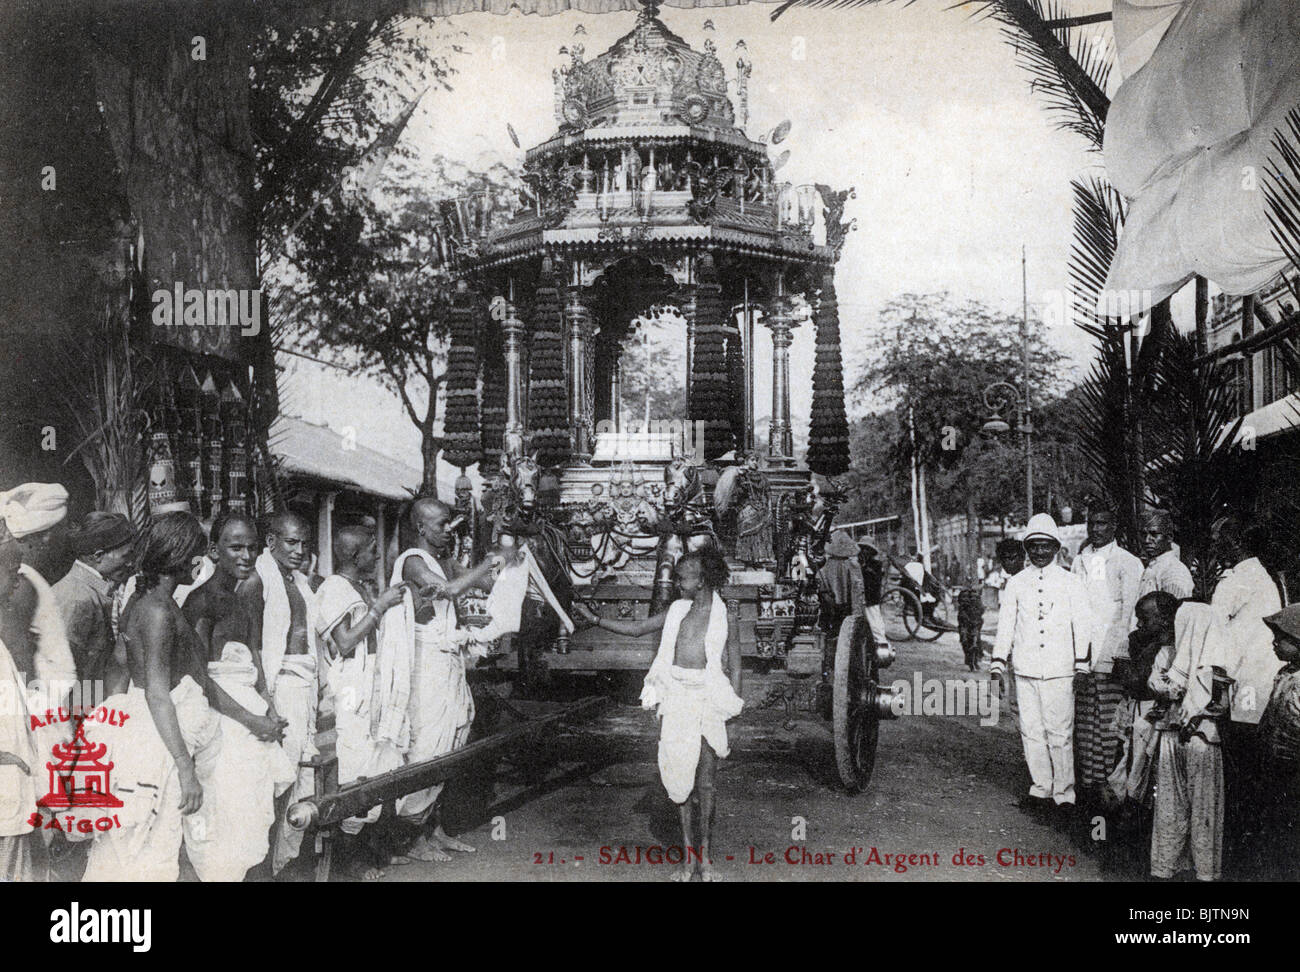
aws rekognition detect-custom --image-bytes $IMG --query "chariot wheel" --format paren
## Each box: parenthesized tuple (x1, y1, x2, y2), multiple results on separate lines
(833, 614, 880, 794)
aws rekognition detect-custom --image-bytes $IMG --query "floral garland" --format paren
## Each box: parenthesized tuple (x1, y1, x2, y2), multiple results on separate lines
(687, 269, 735, 460)
(806, 269, 851, 476)
(527, 270, 571, 467)
(442, 289, 482, 471)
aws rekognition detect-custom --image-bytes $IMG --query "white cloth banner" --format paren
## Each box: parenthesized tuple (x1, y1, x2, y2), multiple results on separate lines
(1102, 0, 1300, 308)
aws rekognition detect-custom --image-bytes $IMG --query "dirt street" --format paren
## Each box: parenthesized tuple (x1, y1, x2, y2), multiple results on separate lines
(361, 628, 1119, 883)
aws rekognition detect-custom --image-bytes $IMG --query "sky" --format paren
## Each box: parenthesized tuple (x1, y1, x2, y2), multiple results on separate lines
(286, 0, 1120, 473)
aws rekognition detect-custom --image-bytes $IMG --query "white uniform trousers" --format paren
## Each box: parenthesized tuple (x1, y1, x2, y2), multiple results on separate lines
(1014, 674, 1076, 804)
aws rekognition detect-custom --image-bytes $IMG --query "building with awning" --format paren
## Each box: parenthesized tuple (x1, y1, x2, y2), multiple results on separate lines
(271, 414, 449, 581)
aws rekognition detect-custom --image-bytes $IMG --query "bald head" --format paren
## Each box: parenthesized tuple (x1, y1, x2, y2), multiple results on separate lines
(410, 497, 451, 554)
(269, 511, 309, 537)
(334, 524, 377, 575)
(267, 511, 310, 572)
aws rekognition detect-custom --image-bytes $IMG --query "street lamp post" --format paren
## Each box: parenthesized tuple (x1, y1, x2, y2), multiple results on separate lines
(981, 248, 1034, 522)
(981, 380, 1033, 522)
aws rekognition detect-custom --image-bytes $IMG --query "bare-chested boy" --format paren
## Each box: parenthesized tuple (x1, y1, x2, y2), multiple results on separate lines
(573, 547, 743, 881)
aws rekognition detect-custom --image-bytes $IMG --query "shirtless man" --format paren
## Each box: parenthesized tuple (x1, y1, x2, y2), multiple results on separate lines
(180, 511, 294, 880)
(181, 512, 284, 743)
(573, 548, 743, 881)
(83, 512, 217, 881)
(243, 512, 319, 875)
(392, 497, 498, 862)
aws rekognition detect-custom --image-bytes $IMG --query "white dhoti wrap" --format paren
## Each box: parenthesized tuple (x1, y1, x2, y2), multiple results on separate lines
(641, 594, 743, 805)
(270, 653, 318, 873)
(329, 650, 404, 835)
(184, 643, 295, 882)
(82, 678, 220, 882)
(383, 548, 474, 823)
(316, 574, 405, 835)
(397, 626, 474, 822)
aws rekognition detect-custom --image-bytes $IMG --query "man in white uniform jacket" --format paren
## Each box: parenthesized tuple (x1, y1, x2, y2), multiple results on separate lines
(991, 514, 1092, 815)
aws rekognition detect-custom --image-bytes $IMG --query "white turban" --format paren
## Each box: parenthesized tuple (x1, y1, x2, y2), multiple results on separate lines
(0, 482, 69, 539)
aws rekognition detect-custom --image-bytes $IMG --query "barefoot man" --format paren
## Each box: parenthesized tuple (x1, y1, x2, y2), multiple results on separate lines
(573, 547, 743, 881)
(385, 498, 497, 862)
(315, 525, 407, 879)
(181, 512, 293, 881)
(244, 512, 320, 875)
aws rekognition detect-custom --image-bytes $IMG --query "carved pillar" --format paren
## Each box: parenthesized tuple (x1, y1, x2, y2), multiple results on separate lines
(681, 284, 696, 417)
(564, 262, 596, 463)
(765, 276, 800, 465)
(502, 285, 527, 461)
(610, 357, 622, 431)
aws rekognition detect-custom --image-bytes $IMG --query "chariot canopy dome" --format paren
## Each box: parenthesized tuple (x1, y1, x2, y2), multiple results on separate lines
(545, 1, 760, 151)
(455, 1, 847, 273)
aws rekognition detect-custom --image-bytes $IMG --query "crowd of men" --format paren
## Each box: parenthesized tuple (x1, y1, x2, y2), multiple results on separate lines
(3, 472, 1297, 884)
(0, 483, 505, 882)
(989, 506, 1300, 881)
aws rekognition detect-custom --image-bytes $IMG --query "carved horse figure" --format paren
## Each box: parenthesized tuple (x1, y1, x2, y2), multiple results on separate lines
(494, 451, 575, 690)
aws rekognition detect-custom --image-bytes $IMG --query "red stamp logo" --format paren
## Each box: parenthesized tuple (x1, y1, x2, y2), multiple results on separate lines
(36, 721, 123, 810)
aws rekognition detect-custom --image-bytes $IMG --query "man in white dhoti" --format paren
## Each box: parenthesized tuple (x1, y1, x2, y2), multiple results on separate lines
(82, 512, 220, 882)
(383, 498, 497, 863)
(315, 525, 407, 878)
(1148, 602, 1230, 882)
(575, 548, 743, 882)
(180, 512, 294, 881)
(990, 514, 1092, 820)
(245, 512, 321, 875)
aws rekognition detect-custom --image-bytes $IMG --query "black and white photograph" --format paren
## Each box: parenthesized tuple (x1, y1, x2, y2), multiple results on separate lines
(0, 0, 1296, 948)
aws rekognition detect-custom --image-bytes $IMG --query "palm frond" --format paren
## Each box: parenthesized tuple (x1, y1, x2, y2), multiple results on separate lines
(1264, 105, 1300, 303)
(1144, 332, 1248, 597)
